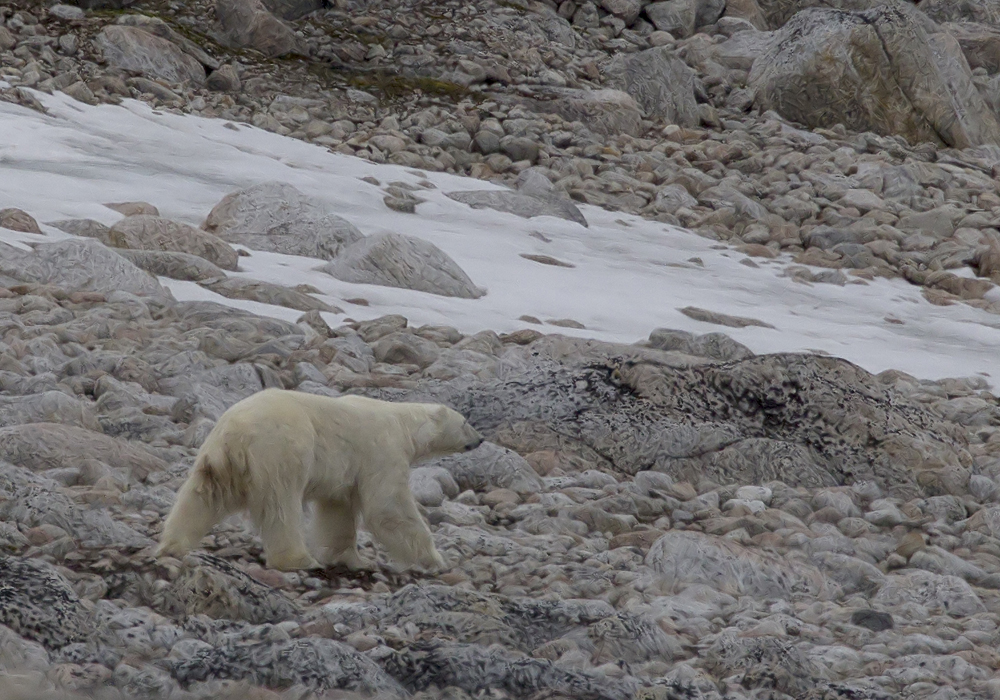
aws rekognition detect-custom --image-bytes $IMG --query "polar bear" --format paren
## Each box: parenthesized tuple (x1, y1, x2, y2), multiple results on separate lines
(156, 389, 483, 571)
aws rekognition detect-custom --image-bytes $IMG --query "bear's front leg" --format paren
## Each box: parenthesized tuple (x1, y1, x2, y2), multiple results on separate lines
(251, 498, 320, 571)
(313, 499, 374, 571)
(360, 470, 448, 572)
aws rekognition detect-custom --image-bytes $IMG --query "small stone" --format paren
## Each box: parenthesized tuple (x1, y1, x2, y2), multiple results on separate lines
(482, 488, 520, 507)
(207, 64, 241, 92)
(850, 609, 893, 632)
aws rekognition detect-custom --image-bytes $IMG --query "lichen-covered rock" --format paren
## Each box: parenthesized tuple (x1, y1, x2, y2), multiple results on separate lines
(0, 557, 89, 649)
(0, 463, 152, 548)
(382, 640, 637, 700)
(109, 216, 238, 271)
(322, 233, 485, 299)
(365, 343, 964, 498)
(0, 239, 170, 300)
(872, 569, 986, 617)
(168, 636, 406, 696)
(203, 182, 364, 260)
(750, 5, 1000, 148)
(157, 554, 299, 624)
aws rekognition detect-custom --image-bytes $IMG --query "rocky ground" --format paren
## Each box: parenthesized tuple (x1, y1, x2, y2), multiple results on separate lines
(5, 0, 1000, 699)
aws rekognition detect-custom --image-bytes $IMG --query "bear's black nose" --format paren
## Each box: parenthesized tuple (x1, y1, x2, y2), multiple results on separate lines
(465, 437, 484, 451)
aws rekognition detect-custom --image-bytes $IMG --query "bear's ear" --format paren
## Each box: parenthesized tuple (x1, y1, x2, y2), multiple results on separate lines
(432, 405, 450, 422)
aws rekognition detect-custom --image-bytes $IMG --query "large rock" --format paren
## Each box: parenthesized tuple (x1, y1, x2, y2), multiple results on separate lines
(0, 239, 171, 300)
(945, 21, 1000, 73)
(261, 0, 323, 20)
(203, 182, 364, 260)
(168, 637, 406, 696)
(647, 531, 838, 599)
(200, 276, 341, 313)
(918, 0, 1000, 26)
(423, 442, 544, 495)
(115, 14, 219, 70)
(0, 392, 99, 432)
(749, 5, 1000, 148)
(361, 340, 967, 499)
(322, 233, 485, 299)
(157, 553, 299, 624)
(94, 26, 206, 85)
(0, 463, 152, 549)
(446, 187, 588, 228)
(604, 46, 699, 127)
(158, 363, 264, 422)
(754, 0, 872, 28)
(215, 0, 300, 57)
(109, 215, 239, 271)
(540, 89, 643, 137)
(0, 423, 167, 482)
(0, 558, 89, 649)
(116, 249, 228, 282)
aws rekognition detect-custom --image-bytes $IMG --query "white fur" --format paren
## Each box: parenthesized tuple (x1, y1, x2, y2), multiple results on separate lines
(156, 389, 483, 571)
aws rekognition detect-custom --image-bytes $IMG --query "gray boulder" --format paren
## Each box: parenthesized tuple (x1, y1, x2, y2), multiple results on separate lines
(115, 14, 220, 70)
(647, 531, 838, 599)
(918, 0, 1000, 26)
(423, 442, 544, 495)
(203, 182, 364, 260)
(169, 636, 406, 697)
(157, 553, 299, 624)
(159, 363, 264, 422)
(750, 5, 1000, 148)
(446, 180, 588, 228)
(0, 239, 171, 300)
(200, 277, 341, 313)
(116, 249, 228, 282)
(94, 26, 206, 85)
(262, 0, 324, 20)
(0, 423, 168, 482)
(0, 463, 152, 549)
(0, 557, 89, 649)
(215, 0, 300, 57)
(109, 216, 239, 271)
(0, 392, 99, 432)
(322, 233, 485, 299)
(541, 89, 643, 137)
(605, 46, 699, 127)
(361, 344, 966, 499)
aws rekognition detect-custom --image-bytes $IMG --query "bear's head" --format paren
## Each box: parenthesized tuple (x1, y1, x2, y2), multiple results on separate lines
(417, 404, 484, 458)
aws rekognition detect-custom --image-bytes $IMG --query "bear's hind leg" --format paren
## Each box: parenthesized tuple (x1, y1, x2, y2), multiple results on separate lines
(157, 470, 232, 559)
(361, 473, 446, 571)
(313, 499, 372, 570)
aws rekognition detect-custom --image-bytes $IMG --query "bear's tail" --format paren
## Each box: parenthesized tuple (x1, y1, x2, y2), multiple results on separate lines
(192, 434, 248, 509)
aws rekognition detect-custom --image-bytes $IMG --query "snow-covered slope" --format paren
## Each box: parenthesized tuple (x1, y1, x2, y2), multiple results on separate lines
(1, 91, 998, 383)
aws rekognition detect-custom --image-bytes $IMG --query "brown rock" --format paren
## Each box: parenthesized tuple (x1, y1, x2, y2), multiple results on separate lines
(105, 201, 160, 217)
(0, 208, 42, 234)
(609, 529, 666, 550)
